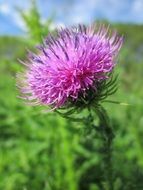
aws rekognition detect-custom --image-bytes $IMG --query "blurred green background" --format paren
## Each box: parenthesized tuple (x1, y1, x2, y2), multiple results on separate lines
(0, 1, 143, 190)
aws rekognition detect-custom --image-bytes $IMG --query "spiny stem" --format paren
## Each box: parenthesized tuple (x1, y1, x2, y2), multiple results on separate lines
(96, 105, 114, 190)
(87, 105, 114, 190)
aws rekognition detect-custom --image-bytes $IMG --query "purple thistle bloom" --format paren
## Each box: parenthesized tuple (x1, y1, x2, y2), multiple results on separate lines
(17, 24, 123, 109)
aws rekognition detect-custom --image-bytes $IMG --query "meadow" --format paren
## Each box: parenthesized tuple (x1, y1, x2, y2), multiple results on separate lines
(0, 4, 143, 190)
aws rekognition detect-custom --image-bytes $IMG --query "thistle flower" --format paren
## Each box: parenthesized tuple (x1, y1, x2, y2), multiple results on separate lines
(17, 24, 123, 110)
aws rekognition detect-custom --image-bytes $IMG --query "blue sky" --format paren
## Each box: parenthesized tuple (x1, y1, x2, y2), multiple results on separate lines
(0, 0, 143, 35)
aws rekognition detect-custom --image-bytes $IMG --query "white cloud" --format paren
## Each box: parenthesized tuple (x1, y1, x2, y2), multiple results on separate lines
(0, 3, 11, 14)
(69, 0, 143, 24)
(0, 2, 27, 31)
(13, 13, 27, 31)
(1, 0, 143, 35)
(65, 0, 97, 25)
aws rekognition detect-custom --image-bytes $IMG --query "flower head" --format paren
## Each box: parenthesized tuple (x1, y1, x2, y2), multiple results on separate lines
(17, 24, 123, 109)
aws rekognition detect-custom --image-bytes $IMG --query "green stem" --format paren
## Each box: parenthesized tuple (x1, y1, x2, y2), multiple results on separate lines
(89, 105, 114, 190)
(96, 105, 114, 190)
